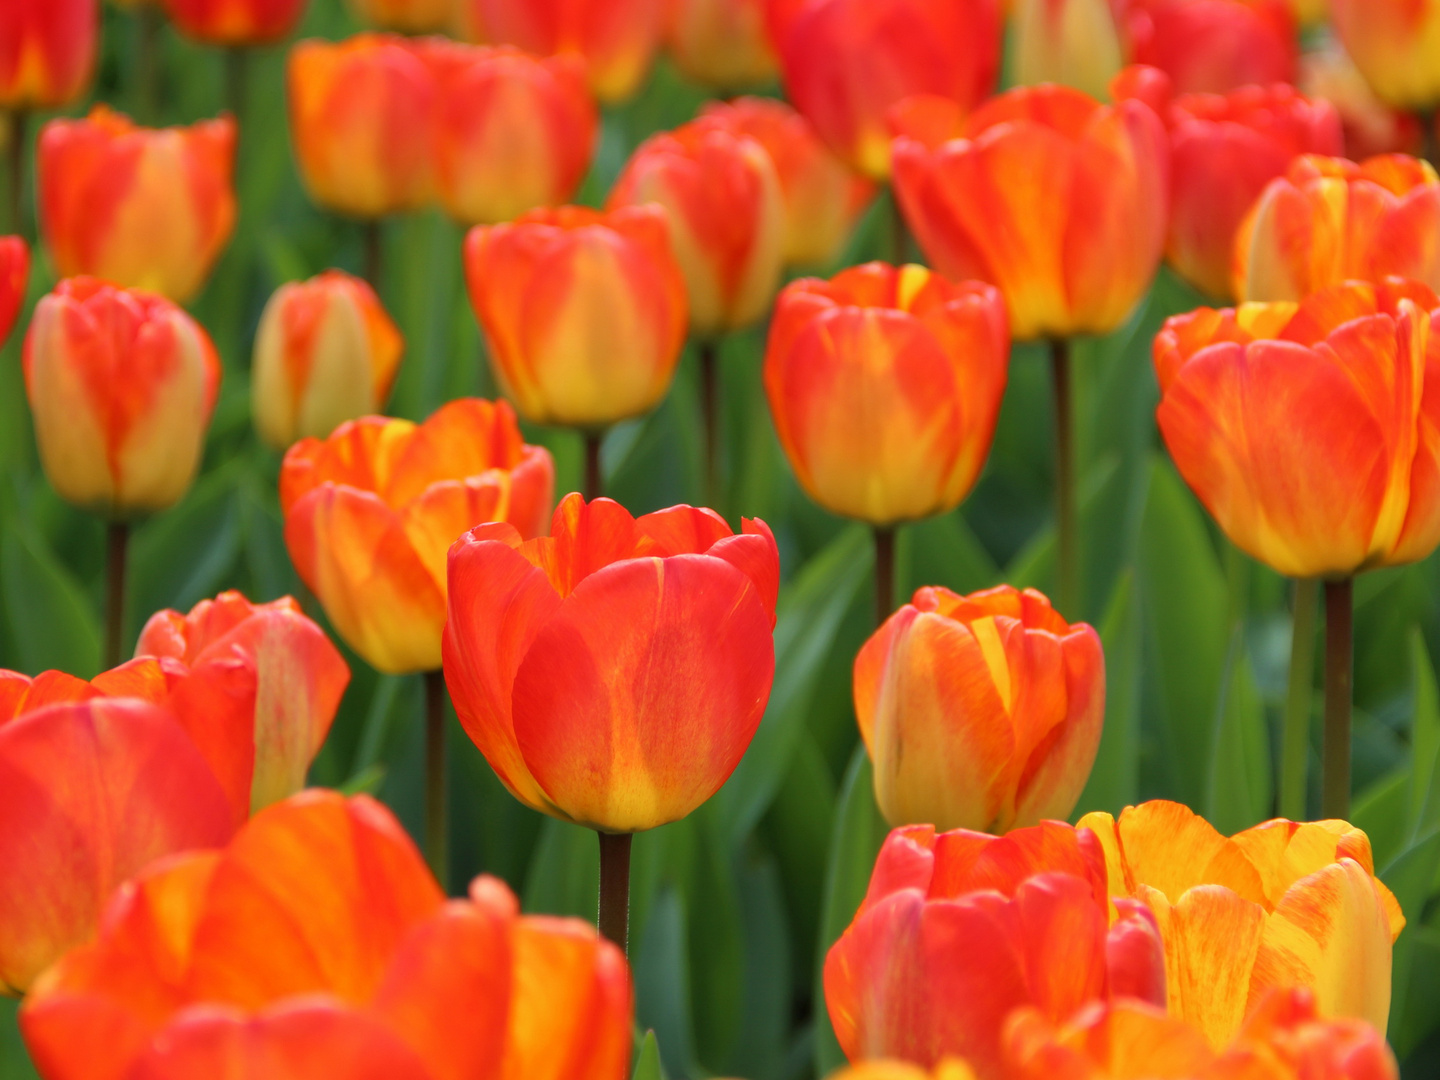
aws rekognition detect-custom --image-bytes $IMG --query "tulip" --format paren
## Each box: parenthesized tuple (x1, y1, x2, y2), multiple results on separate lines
(281, 398, 555, 675)
(0, 236, 29, 346)
(24, 277, 221, 515)
(1222, 987, 1399, 1080)
(464, 206, 688, 430)
(1113, 0, 1296, 96)
(763, 263, 1010, 526)
(1234, 154, 1440, 302)
(1011, 0, 1124, 101)
(288, 34, 436, 219)
(1076, 801, 1405, 1046)
(768, 0, 1000, 179)
(699, 97, 876, 269)
(347, 0, 451, 33)
(163, 0, 307, 45)
(829, 1064, 976, 1080)
(823, 820, 1166, 1078)
(21, 790, 633, 1080)
(459, 0, 664, 103)
(1300, 42, 1425, 162)
(38, 107, 238, 303)
(1331, 0, 1440, 113)
(0, 0, 97, 110)
(665, 0, 777, 92)
(252, 269, 405, 450)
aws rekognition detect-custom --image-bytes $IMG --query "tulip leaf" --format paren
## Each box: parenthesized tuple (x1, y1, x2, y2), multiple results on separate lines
(0, 522, 100, 678)
(1354, 769, 1412, 872)
(896, 510, 999, 601)
(1382, 828, 1440, 1056)
(1393, 924, 1440, 1062)
(634, 887, 700, 1079)
(1075, 569, 1140, 817)
(0, 999, 38, 1080)
(1202, 625, 1271, 835)
(631, 1031, 666, 1080)
(521, 818, 599, 923)
(1409, 629, 1440, 840)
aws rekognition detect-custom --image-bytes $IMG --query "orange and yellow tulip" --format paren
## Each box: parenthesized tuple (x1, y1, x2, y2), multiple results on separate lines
(823, 820, 1165, 1078)
(1114, 0, 1296, 96)
(23, 278, 221, 515)
(347, 0, 451, 33)
(38, 107, 238, 303)
(608, 119, 785, 336)
(162, 0, 307, 45)
(699, 97, 875, 269)
(828, 1063, 976, 1080)
(0, 0, 97, 109)
(853, 583, 1103, 832)
(763, 263, 1009, 526)
(665, 0, 776, 92)
(1331, 0, 1440, 113)
(768, 0, 1002, 179)
(891, 82, 1169, 341)
(1010, 0, 1124, 101)
(1234, 154, 1440, 302)
(0, 236, 29, 346)
(20, 790, 633, 1079)
(1077, 801, 1404, 1046)
(281, 398, 555, 675)
(252, 269, 404, 450)
(1300, 42, 1425, 162)
(464, 206, 688, 428)
(443, 494, 779, 832)
(1154, 280, 1440, 579)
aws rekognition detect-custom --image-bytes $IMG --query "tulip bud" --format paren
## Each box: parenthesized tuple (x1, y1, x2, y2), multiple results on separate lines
(764, 263, 1009, 526)
(1332, 0, 1440, 113)
(1114, 0, 1296, 96)
(0, 237, 29, 347)
(1300, 42, 1425, 161)
(665, 0, 777, 92)
(464, 206, 688, 428)
(347, 0, 452, 33)
(38, 107, 237, 303)
(1011, 0, 1124, 101)
(163, 0, 307, 45)
(252, 269, 404, 450)
(608, 120, 785, 336)
(23, 278, 221, 515)
(0, 0, 97, 110)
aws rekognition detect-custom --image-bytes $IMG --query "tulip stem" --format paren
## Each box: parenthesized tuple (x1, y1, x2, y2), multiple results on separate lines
(224, 48, 248, 131)
(362, 219, 383, 291)
(104, 521, 129, 670)
(596, 830, 632, 955)
(1322, 578, 1354, 820)
(1280, 577, 1319, 820)
(4, 110, 25, 237)
(873, 526, 895, 629)
(135, 6, 162, 124)
(584, 431, 604, 500)
(890, 189, 909, 266)
(700, 339, 720, 508)
(423, 670, 449, 890)
(1422, 111, 1439, 170)
(1051, 338, 1079, 617)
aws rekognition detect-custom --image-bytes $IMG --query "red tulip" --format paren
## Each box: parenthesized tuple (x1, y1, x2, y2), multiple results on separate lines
(0, 0, 97, 109)
(1114, 0, 1296, 96)
(665, 0, 777, 92)
(0, 236, 29, 347)
(163, 0, 308, 46)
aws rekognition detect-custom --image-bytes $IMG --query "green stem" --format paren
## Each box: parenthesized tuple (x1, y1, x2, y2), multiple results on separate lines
(1322, 578, 1354, 820)
(873, 525, 895, 630)
(362, 218, 383, 291)
(890, 188, 909, 266)
(224, 47, 248, 131)
(597, 830, 632, 955)
(700, 339, 720, 508)
(424, 670, 449, 890)
(1280, 578, 1319, 820)
(104, 521, 130, 670)
(584, 431, 604, 501)
(1051, 338, 1078, 617)
(135, 5, 162, 124)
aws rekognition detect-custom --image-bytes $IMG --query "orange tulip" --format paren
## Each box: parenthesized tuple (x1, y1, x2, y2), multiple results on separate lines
(1076, 801, 1404, 1046)
(0, 697, 233, 993)
(1010, 0, 1124, 101)
(0, 236, 29, 346)
(763, 263, 1009, 525)
(1234, 154, 1440, 302)
(163, 0, 307, 45)
(699, 97, 876, 269)
(464, 206, 688, 428)
(460, 0, 663, 103)
(608, 120, 785, 336)
(38, 107, 238, 303)
(347, 0, 452, 33)
(281, 398, 555, 675)
(823, 821, 1166, 1078)
(1300, 43, 1425, 162)
(288, 34, 436, 219)
(828, 1063, 976, 1080)
(0, 0, 97, 109)
(1332, 0, 1440, 113)
(1113, 0, 1296, 96)
(665, 0, 776, 92)
(1154, 280, 1440, 579)
(23, 278, 221, 515)
(769, 0, 1002, 179)
(252, 269, 404, 450)
(21, 790, 633, 1080)
(891, 82, 1169, 341)
(443, 494, 779, 832)
(1219, 988, 1399, 1080)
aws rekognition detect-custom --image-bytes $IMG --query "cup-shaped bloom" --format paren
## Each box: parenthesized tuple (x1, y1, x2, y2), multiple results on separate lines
(769, 0, 1001, 179)
(0, 0, 97, 109)
(1154, 280, 1440, 578)
(892, 83, 1168, 342)
(282, 399, 554, 676)
(347, 0, 452, 32)
(252, 270, 404, 451)
(0, 237, 29, 347)
(1332, 0, 1440, 113)
(461, 0, 663, 103)
(1114, 0, 1295, 96)
(21, 790, 633, 1080)
(163, 0, 307, 45)
(38, 107, 238, 303)
(608, 120, 785, 336)
(666, 0, 776, 92)
(1300, 43, 1425, 162)
(425, 43, 598, 226)
(763, 264, 1009, 525)
(1234, 154, 1440, 302)
(24, 278, 221, 515)
(824, 820, 1166, 1078)
(1011, 0, 1124, 101)
(464, 206, 688, 428)
(288, 34, 436, 219)
(853, 584, 1103, 833)
(699, 97, 876, 269)
(1076, 801, 1405, 1046)
(444, 494, 780, 833)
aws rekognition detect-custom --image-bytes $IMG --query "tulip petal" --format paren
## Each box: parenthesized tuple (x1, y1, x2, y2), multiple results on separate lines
(1100, 800, 1268, 905)
(929, 820, 1107, 903)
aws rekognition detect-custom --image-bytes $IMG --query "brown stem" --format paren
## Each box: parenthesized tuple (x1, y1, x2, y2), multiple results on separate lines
(1422, 110, 1439, 170)
(362, 218, 383, 291)
(104, 522, 130, 669)
(584, 431, 604, 501)
(1051, 339, 1078, 617)
(597, 830, 633, 955)
(874, 526, 895, 630)
(700, 339, 720, 507)
(1322, 578, 1354, 820)
(424, 670, 449, 890)
(890, 188, 909, 266)
(224, 47, 248, 133)
(6, 110, 26, 238)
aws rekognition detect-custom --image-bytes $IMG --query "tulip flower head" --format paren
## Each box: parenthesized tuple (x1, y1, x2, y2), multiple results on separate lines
(764, 263, 1010, 526)
(0, 0, 97, 109)
(666, 0, 777, 92)
(39, 106, 238, 303)
(1077, 801, 1405, 1045)
(465, 206, 689, 428)
(163, 0, 307, 44)
(1331, 0, 1440, 113)
(348, 0, 452, 33)
(252, 269, 404, 451)
(281, 398, 555, 675)
(1300, 42, 1425, 162)
(20, 791, 633, 1080)
(444, 494, 779, 833)
(1154, 280, 1440, 579)
(1114, 0, 1296, 96)
(1011, 0, 1124, 101)
(24, 278, 221, 516)
(828, 1063, 977, 1080)
(0, 236, 29, 347)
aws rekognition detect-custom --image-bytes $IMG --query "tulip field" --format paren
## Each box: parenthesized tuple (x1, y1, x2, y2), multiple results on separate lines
(5, 0, 1440, 1078)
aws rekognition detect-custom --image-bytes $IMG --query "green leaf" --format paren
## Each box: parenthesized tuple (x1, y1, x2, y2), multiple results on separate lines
(633, 887, 699, 1079)
(896, 510, 998, 600)
(1394, 924, 1440, 1062)
(0, 998, 38, 1080)
(0, 523, 101, 677)
(521, 818, 598, 922)
(1353, 769, 1412, 872)
(1409, 629, 1440, 841)
(1382, 829, 1440, 1056)
(631, 1031, 667, 1080)
(1075, 570, 1140, 816)
(1203, 625, 1271, 835)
